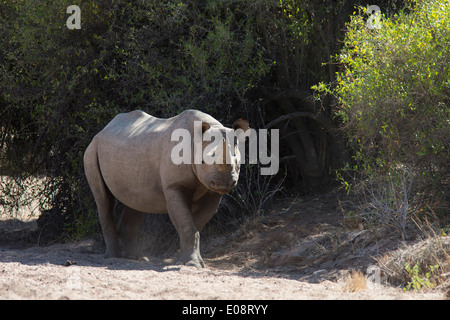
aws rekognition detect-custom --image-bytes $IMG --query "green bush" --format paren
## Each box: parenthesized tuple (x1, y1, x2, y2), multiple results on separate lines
(334, 0, 449, 180)
(326, 0, 449, 236)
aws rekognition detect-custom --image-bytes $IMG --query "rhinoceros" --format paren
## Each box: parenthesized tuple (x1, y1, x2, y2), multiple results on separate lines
(84, 109, 249, 268)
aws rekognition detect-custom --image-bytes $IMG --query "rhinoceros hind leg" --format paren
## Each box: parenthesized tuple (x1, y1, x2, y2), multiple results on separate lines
(118, 206, 145, 260)
(101, 200, 121, 258)
(84, 143, 120, 258)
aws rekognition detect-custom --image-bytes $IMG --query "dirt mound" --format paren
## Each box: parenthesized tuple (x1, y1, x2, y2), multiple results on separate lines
(204, 193, 404, 278)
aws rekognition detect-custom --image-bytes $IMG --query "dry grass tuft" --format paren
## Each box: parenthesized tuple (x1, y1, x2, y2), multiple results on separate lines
(344, 271, 367, 292)
(376, 235, 450, 289)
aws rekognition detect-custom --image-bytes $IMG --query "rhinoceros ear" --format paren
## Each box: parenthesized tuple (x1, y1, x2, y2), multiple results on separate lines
(201, 122, 211, 134)
(233, 118, 250, 131)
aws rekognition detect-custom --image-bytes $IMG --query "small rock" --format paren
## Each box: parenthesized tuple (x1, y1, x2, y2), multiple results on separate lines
(64, 260, 77, 266)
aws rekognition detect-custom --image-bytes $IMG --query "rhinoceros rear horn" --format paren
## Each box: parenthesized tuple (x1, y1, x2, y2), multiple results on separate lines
(233, 118, 250, 132)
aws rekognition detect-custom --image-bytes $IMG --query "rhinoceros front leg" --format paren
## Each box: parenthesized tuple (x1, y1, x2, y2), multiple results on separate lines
(192, 192, 222, 232)
(164, 188, 204, 268)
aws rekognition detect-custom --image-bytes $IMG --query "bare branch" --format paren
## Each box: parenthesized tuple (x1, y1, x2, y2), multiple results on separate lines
(265, 111, 316, 129)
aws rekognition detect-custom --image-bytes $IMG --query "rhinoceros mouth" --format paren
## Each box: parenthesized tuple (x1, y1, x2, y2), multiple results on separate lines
(208, 181, 236, 194)
(208, 185, 232, 194)
(216, 189, 231, 194)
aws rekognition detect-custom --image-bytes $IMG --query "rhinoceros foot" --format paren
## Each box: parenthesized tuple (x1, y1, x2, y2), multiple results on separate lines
(176, 252, 205, 269)
(176, 231, 205, 268)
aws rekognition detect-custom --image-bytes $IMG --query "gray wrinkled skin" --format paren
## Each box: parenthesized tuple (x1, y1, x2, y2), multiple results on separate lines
(84, 110, 248, 268)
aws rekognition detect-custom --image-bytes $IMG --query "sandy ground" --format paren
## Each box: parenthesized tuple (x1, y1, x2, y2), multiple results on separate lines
(0, 192, 447, 300)
(0, 240, 443, 300)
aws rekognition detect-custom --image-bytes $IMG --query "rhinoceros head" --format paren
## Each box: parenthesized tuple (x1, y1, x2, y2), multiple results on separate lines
(194, 119, 249, 194)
